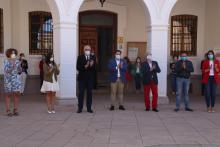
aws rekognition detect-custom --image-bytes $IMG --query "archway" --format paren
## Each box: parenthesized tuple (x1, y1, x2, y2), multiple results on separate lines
(50, 0, 178, 103)
(77, 0, 151, 89)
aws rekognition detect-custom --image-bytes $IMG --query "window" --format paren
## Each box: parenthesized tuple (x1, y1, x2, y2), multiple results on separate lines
(171, 15, 198, 56)
(29, 11, 53, 55)
(0, 8, 3, 53)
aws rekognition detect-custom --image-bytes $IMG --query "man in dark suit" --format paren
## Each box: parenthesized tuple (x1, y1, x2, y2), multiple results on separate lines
(76, 45, 96, 113)
(141, 53, 161, 112)
(108, 50, 127, 111)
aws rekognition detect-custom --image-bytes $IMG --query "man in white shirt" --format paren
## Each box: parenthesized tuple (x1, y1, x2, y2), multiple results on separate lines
(108, 50, 128, 111)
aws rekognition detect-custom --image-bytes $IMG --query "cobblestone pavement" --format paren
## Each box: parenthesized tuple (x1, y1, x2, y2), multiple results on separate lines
(0, 93, 220, 147)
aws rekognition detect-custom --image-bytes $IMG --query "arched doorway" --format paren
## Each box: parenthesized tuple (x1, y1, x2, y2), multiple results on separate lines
(79, 10, 117, 87)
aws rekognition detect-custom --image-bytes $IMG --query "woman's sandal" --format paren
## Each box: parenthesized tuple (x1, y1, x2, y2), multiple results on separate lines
(6, 110, 13, 117)
(13, 109, 19, 116)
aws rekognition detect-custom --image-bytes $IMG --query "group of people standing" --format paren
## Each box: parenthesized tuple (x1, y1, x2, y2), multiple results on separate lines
(170, 50, 220, 113)
(3, 48, 59, 116)
(77, 45, 161, 113)
(77, 45, 219, 114)
(2, 46, 219, 116)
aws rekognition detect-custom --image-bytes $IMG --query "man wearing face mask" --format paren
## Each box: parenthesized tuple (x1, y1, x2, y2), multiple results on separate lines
(174, 52, 194, 112)
(202, 50, 220, 113)
(19, 53, 28, 95)
(108, 50, 127, 111)
(141, 53, 161, 112)
(76, 45, 96, 113)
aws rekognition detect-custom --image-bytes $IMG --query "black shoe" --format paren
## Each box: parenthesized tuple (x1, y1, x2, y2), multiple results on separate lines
(109, 106, 115, 111)
(87, 109, 94, 113)
(152, 108, 159, 112)
(119, 105, 125, 111)
(13, 109, 19, 116)
(77, 109, 82, 113)
(145, 108, 150, 111)
(185, 108, 193, 112)
(174, 108, 179, 112)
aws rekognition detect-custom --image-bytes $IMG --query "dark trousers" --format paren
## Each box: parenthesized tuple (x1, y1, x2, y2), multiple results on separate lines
(78, 79, 93, 111)
(134, 74, 141, 90)
(205, 76, 216, 108)
(201, 75, 205, 96)
(40, 73, 43, 88)
(93, 71, 97, 89)
(171, 73, 177, 93)
(201, 84, 205, 96)
(144, 81, 158, 109)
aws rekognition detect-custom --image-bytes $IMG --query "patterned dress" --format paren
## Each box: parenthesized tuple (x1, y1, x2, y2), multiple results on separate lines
(3, 59, 22, 93)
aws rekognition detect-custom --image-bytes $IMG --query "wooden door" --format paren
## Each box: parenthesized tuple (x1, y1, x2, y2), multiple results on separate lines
(79, 27, 98, 56)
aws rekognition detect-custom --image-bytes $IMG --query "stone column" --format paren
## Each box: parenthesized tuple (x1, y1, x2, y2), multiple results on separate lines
(53, 22, 78, 104)
(147, 24, 169, 104)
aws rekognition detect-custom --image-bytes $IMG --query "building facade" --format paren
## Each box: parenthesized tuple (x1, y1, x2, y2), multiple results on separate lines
(0, 0, 220, 103)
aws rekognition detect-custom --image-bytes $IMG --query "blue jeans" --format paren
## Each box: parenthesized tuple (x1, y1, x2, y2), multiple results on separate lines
(176, 77, 190, 109)
(205, 76, 216, 108)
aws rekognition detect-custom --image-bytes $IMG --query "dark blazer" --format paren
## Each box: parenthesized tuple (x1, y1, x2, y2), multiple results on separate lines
(108, 58, 127, 83)
(77, 54, 96, 81)
(21, 59, 28, 74)
(175, 60, 194, 79)
(141, 61, 161, 85)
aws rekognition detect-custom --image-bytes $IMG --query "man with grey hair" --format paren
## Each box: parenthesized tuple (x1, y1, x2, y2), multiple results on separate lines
(141, 53, 161, 112)
(76, 45, 96, 113)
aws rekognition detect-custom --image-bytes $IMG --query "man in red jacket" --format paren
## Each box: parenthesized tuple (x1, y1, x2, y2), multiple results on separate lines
(201, 50, 220, 113)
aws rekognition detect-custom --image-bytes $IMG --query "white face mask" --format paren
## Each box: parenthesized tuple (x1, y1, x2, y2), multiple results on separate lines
(85, 50, 91, 56)
(21, 56, 25, 60)
(147, 55, 152, 61)
(115, 55, 121, 60)
(11, 54, 16, 59)
(50, 57, 54, 62)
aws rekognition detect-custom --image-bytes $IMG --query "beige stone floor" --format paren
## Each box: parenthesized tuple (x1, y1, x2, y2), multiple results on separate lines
(0, 92, 220, 147)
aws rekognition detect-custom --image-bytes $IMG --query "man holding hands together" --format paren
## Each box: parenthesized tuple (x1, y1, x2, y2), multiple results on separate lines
(77, 45, 96, 113)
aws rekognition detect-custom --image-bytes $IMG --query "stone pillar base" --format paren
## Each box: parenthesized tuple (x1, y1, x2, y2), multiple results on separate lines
(56, 97, 78, 106)
(158, 96, 169, 104)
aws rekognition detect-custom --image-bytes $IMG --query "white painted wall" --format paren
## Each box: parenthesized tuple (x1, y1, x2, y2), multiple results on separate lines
(205, 0, 220, 51)
(0, 0, 12, 74)
(11, 0, 50, 75)
(80, 0, 148, 57)
(170, 0, 206, 74)
(2, 0, 219, 77)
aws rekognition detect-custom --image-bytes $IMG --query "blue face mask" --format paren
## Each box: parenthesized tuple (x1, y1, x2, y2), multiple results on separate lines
(208, 54, 214, 60)
(181, 56, 187, 61)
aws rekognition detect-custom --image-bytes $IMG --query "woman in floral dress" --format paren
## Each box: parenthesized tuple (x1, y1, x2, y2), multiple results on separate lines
(3, 48, 22, 116)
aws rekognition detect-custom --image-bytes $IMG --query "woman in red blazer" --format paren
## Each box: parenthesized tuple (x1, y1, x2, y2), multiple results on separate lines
(202, 50, 220, 112)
